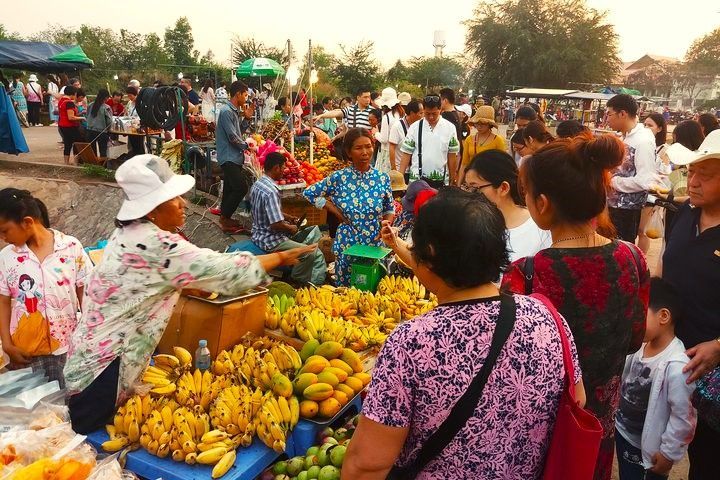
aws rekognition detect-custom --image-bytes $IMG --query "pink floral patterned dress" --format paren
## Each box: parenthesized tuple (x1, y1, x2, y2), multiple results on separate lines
(362, 295, 581, 479)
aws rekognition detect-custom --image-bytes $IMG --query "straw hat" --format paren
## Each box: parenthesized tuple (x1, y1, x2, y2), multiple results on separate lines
(666, 129, 720, 166)
(398, 92, 412, 106)
(377, 87, 399, 108)
(389, 170, 408, 191)
(468, 106, 497, 128)
(115, 155, 195, 221)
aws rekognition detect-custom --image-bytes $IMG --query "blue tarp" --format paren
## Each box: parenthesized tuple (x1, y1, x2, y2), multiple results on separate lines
(0, 41, 93, 72)
(0, 86, 29, 155)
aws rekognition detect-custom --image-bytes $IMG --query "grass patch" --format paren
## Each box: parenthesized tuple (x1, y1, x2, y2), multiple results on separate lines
(81, 164, 115, 180)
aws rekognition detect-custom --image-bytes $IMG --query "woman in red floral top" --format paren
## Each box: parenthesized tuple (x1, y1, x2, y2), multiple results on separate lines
(502, 134, 650, 480)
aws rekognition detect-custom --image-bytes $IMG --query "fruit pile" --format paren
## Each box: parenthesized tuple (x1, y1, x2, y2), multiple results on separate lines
(260, 119, 291, 147)
(293, 341, 370, 419)
(300, 161, 324, 185)
(266, 280, 437, 351)
(102, 338, 305, 477)
(262, 417, 357, 480)
(295, 143, 349, 179)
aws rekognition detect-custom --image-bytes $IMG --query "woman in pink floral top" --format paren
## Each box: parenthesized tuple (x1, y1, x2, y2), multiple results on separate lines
(63, 155, 315, 433)
(343, 189, 584, 480)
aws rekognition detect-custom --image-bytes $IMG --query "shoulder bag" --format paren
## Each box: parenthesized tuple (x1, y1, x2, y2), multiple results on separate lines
(387, 294, 517, 479)
(531, 293, 603, 480)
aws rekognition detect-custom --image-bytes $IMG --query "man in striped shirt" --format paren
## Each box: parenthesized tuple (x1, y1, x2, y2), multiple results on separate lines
(250, 152, 327, 284)
(315, 87, 373, 130)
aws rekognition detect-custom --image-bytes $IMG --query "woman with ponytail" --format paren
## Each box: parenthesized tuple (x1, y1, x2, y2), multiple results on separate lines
(0, 189, 91, 387)
(502, 135, 650, 480)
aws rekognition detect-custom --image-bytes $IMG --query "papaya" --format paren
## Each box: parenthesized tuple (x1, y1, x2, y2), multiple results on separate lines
(328, 359, 353, 375)
(303, 383, 335, 401)
(340, 348, 363, 373)
(314, 341, 344, 360)
(352, 372, 372, 387)
(293, 373, 319, 396)
(335, 383, 355, 399)
(332, 390, 349, 406)
(272, 373, 293, 398)
(318, 398, 342, 418)
(344, 376, 364, 394)
(299, 356, 330, 375)
(323, 367, 348, 383)
(300, 339, 320, 362)
(299, 400, 319, 418)
(316, 371, 340, 388)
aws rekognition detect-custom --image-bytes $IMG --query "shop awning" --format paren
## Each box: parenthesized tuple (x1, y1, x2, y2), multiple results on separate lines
(506, 88, 579, 98)
(564, 92, 616, 101)
(0, 41, 94, 72)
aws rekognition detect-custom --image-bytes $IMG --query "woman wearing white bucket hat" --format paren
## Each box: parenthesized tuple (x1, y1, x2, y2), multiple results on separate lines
(375, 87, 404, 173)
(25, 74, 44, 126)
(64, 154, 314, 433)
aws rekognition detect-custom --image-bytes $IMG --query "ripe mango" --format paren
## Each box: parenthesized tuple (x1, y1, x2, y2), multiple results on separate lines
(335, 383, 355, 399)
(318, 397, 342, 418)
(328, 359, 353, 375)
(323, 367, 348, 383)
(300, 339, 320, 362)
(303, 383, 335, 401)
(314, 341, 344, 360)
(344, 376, 364, 394)
(340, 348, 363, 373)
(352, 372, 371, 387)
(272, 373, 293, 398)
(332, 390, 349, 406)
(299, 356, 330, 375)
(316, 371, 340, 388)
(300, 400, 319, 418)
(293, 373, 319, 396)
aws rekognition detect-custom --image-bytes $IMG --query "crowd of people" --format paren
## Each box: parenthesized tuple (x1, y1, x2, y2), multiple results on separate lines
(1, 71, 720, 480)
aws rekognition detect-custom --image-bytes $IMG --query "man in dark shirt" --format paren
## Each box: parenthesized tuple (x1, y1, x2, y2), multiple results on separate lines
(180, 77, 201, 107)
(439, 88, 463, 175)
(663, 130, 720, 480)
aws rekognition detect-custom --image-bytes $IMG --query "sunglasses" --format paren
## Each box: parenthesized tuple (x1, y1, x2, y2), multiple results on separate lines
(424, 95, 441, 107)
(461, 183, 494, 193)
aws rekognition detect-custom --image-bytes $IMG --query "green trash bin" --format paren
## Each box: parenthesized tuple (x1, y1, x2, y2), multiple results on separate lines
(343, 244, 392, 292)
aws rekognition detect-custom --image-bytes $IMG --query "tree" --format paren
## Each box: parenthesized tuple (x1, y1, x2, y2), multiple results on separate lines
(386, 60, 410, 83)
(626, 61, 678, 98)
(28, 24, 75, 44)
(231, 38, 288, 65)
(164, 17, 196, 66)
(0, 24, 21, 41)
(465, 0, 620, 92)
(303, 45, 338, 86)
(685, 27, 720, 75)
(407, 56, 465, 91)
(332, 41, 381, 95)
(138, 33, 170, 68)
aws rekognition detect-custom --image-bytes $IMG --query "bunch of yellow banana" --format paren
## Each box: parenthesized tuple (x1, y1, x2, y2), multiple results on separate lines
(254, 392, 300, 453)
(209, 384, 262, 446)
(264, 302, 281, 330)
(102, 393, 153, 452)
(143, 346, 194, 396)
(175, 368, 230, 411)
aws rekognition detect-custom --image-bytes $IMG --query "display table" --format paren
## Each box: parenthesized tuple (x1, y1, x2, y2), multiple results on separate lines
(109, 130, 164, 156)
(288, 393, 362, 457)
(87, 430, 286, 480)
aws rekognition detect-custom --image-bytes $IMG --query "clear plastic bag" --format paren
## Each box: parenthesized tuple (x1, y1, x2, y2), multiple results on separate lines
(644, 207, 665, 239)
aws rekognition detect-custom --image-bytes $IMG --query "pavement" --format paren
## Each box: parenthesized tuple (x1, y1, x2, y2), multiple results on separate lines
(0, 124, 68, 164)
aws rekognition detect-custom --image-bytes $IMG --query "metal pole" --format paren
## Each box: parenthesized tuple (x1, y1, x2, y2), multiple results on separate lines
(288, 40, 294, 156)
(309, 39, 314, 166)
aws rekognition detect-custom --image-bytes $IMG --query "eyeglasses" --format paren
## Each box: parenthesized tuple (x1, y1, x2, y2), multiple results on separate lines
(461, 183, 494, 193)
(424, 95, 441, 108)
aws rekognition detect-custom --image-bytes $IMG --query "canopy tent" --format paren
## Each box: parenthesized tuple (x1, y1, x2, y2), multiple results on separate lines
(0, 41, 94, 72)
(596, 86, 642, 96)
(564, 92, 616, 101)
(0, 85, 29, 155)
(506, 88, 578, 99)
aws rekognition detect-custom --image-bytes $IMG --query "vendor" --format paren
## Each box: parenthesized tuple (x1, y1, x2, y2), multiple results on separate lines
(304, 128, 395, 286)
(250, 152, 327, 285)
(64, 154, 314, 433)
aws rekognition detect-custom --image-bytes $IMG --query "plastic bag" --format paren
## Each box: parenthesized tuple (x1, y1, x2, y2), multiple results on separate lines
(644, 207, 665, 239)
(87, 454, 139, 480)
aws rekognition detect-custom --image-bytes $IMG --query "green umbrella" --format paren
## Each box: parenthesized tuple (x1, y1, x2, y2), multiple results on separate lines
(236, 57, 285, 78)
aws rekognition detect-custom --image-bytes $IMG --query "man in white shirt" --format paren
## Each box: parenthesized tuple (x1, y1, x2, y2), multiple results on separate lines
(606, 94, 658, 243)
(389, 100, 424, 172)
(399, 95, 460, 187)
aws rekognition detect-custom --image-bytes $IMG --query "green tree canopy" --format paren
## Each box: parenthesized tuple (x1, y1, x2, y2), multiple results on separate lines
(332, 41, 380, 95)
(465, 0, 620, 92)
(407, 56, 465, 91)
(231, 38, 288, 66)
(0, 24, 21, 41)
(626, 61, 678, 98)
(164, 17, 196, 66)
(685, 26, 720, 76)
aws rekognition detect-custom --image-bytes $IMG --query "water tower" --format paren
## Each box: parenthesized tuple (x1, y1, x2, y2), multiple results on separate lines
(433, 30, 446, 58)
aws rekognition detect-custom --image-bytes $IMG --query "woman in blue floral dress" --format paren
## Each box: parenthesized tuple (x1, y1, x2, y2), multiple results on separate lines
(304, 128, 395, 285)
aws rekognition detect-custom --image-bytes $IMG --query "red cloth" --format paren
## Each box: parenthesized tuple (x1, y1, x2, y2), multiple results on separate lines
(414, 189, 437, 216)
(58, 97, 79, 127)
(106, 98, 125, 116)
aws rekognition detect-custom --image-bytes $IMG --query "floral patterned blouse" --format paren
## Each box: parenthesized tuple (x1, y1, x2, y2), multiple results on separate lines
(64, 221, 269, 401)
(363, 295, 581, 479)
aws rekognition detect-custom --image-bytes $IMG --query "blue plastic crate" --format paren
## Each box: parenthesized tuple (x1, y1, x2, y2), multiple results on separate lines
(86, 430, 285, 480)
(288, 393, 362, 457)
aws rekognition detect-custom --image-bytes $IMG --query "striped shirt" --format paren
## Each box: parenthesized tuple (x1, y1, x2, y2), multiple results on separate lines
(250, 175, 286, 251)
(342, 104, 373, 130)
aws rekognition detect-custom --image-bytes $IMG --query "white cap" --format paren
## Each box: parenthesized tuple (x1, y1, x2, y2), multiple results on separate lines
(456, 104, 472, 117)
(398, 92, 412, 106)
(115, 154, 195, 221)
(376, 87, 399, 108)
(128, 79, 141, 88)
(666, 129, 720, 166)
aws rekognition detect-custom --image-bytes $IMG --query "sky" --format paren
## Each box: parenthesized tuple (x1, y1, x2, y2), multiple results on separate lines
(3, 0, 719, 68)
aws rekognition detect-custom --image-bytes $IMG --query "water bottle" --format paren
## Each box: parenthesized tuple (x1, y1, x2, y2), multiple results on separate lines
(195, 339, 211, 371)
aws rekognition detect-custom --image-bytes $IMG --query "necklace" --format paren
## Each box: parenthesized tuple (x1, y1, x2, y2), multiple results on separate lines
(551, 232, 594, 247)
(474, 131, 493, 150)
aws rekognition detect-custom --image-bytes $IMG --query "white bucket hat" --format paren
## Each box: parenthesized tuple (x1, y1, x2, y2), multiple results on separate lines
(377, 87, 399, 108)
(666, 129, 720, 166)
(115, 154, 195, 221)
(398, 92, 412, 106)
(28, 74, 38, 82)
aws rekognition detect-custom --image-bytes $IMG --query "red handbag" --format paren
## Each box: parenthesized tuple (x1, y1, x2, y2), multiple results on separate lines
(532, 293, 603, 480)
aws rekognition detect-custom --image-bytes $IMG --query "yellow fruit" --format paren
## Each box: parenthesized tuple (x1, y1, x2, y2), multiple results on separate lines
(329, 359, 353, 375)
(323, 367, 349, 382)
(202, 430, 229, 444)
(318, 397, 342, 418)
(185, 452, 198, 465)
(128, 420, 140, 442)
(340, 348, 363, 373)
(151, 383, 177, 395)
(353, 371, 372, 386)
(335, 383, 355, 399)
(299, 356, 330, 374)
(344, 376, 364, 394)
(332, 390, 349, 406)
(299, 400, 319, 418)
(102, 436, 130, 452)
(314, 341, 344, 360)
(172, 449, 187, 462)
(316, 371, 340, 388)
(212, 450, 237, 478)
(293, 373, 319, 396)
(303, 383, 335, 401)
(197, 446, 228, 465)
(271, 373, 293, 398)
(173, 346, 193, 368)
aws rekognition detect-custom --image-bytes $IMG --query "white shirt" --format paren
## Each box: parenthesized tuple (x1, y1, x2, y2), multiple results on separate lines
(609, 122, 659, 210)
(507, 217, 552, 263)
(400, 117, 460, 182)
(389, 118, 410, 170)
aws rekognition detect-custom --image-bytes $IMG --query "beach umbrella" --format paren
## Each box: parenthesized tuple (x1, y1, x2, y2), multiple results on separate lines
(236, 58, 285, 78)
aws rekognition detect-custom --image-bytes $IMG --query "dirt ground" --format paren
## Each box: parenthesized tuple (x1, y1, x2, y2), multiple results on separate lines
(2, 124, 691, 479)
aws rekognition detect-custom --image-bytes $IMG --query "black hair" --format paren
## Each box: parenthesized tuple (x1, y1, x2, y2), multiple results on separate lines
(68, 77, 80, 86)
(91, 89, 111, 116)
(515, 106, 537, 121)
(342, 96, 352, 105)
(75, 88, 86, 99)
(370, 92, 380, 101)
(607, 94, 638, 117)
(202, 78, 214, 93)
(424, 94, 441, 109)
(229, 80, 248, 98)
(673, 120, 705, 151)
(467, 150, 524, 206)
(125, 86, 138, 96)
(112, 90, 123, 97)
(511, 128, 525, 146)
(64, 85, 78, 96)
(277, 97, 289, 109)
(264, 152, 287, 172)
(322, 96, 333, 106)
(645, 113, 668, 147)
(411, 189, 509, 288)
(0, 188, 50, 227)
(355, 87, 371, 97)
(698, 113, 719, 136)
(343, 128, 373, 158)
(439, 87, 455, 104)
(368, 108, 383, 122)
(405, 100, 422, 115)
(556, 120, 590, 139)
(313, 102, 324, 113)
(648, 277, 683, 325)
(522, 120, 555, 144)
